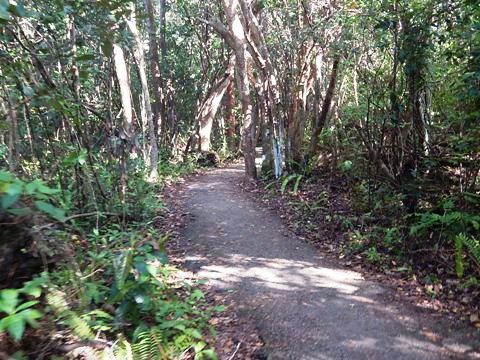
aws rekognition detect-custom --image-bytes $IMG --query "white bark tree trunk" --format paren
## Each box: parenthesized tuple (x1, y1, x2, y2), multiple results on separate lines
(113, 44, 134, 143)
(197, 58, 234, 151)
(221, 0, 257, 178)
(126, 18, 159, 180)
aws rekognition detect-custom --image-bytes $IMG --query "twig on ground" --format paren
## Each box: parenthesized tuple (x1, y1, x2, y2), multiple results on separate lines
(228, 341, 242, 360)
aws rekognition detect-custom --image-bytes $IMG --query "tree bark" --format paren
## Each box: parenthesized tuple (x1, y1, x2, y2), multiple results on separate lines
(216, 0, 257, 178)
(0, 96, 17, 172)
(126, 18, 159, 180)
(158, 0, 168, 139)
(144, 0, 164, 139)
(224, 78, 237, 152)
(238, 0, 283, 177)
(309, 56, 340, 157)
(197, 58, 234, 151)
(113, 44, 134, 143)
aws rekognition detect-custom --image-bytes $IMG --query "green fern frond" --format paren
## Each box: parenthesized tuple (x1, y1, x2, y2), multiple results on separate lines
(280, 174, 302, 194)
(462, 234, 480, 265)
(46, 288, 94, 340)
(65, 313, 94, 340)
(131, 328, 167, 360)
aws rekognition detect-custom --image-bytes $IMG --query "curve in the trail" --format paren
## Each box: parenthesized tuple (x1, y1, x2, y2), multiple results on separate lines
(180, 164, 479, 360)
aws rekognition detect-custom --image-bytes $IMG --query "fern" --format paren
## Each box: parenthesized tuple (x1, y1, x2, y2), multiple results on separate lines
(114, 340, 134, 360)
(280, 174, 303, 194)
(131, 328, 168, 360)
(461, 233, 480, 266)
(46, 289, 94, 340)
(293, 175, 303, 195)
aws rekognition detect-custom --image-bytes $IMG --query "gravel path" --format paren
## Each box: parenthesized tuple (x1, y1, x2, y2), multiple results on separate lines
(180, 164, 479, 360)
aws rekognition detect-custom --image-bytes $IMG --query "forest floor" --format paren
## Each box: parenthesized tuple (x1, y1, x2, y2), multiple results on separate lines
(167, 163, 480, 360)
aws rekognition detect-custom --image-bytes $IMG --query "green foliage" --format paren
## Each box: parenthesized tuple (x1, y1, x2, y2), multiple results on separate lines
(0, 171, 65, 220)
(457, 233, 480, 267)
(42, 223, 218, 358)
(455, 234, 464, 278)
(280, 174, 303, 195)
(0, 276, 45, 342)
(405, 194, 480, 277)
(364, 246, 381, 264)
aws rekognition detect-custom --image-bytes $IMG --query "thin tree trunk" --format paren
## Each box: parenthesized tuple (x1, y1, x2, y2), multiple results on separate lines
(113, 44, 134, 142)
(224, 79, 237, 152)
(126, 18, 159, 180)
(309, 56, 340, 157)
(158, 0, 168, 139)
(238, 0, 283, 176)
(144, 0, 163, 138)
(0, 96, 17, 172)
(220, 0, 257, 178)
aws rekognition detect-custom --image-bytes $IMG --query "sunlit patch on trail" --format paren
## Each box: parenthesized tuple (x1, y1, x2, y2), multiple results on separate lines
(195, 254, 362, 294)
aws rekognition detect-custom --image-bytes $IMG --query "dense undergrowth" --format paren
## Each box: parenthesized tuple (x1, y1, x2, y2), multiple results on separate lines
(0, 160, 220, 360)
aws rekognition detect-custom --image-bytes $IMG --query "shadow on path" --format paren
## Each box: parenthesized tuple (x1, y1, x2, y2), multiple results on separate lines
(180, 164, 479, 360)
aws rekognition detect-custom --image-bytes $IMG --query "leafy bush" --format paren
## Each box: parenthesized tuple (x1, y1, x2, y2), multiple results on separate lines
(0, 276, 45, 342)
(410, 196, 480, 277)
(42, 223, 218, 358)
(0, 171, 65, 221)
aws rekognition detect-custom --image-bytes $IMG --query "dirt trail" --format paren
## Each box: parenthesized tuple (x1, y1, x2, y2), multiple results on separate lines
(179, 164, 479, 360)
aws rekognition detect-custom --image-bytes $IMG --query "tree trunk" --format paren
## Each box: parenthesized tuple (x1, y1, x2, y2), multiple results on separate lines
(159, 0, 168, 140)
(197, 58, 234, 151)
(220, 0, 257, 178)
(224, 79, 237, 152)
(113, 44, 134, 142)
(238, 0, 283, 177)
(126, 18, 159, 180)
(144, 0, 164, 139)
(309, 56, 340, 157)
(0, 96, 17, 172)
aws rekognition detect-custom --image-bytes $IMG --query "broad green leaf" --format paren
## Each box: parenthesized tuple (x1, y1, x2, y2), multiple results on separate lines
(5, 181, 23, 196)
(26, 180, 58, 196)
(0, 171, 13, 183)
(154, 251, 169, 264)
(1, 193, 20, 209)
(3, 316, 25, 342)
(34, 200, 66, 221)
(146, 263, 157, 276)
(190, 289, 204, 300)
(24, 180, 39, 195)
(0, 289, 19, 314)
(20, 309, 42, 327)
(77, 150, 87, 165)
(15, 301, 38, 312)
(37, 183, 59, 195)
(21, 276, 45, 298)
(113, 250, 132, 289)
